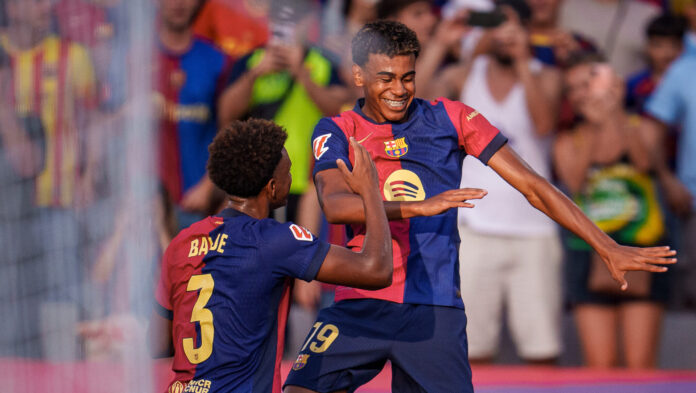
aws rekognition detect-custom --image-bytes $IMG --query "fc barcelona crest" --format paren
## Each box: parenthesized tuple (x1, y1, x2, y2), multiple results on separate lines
(170, 69, 186, 89)
(384, 137, 408, 158)
(292, 354, 310, 370)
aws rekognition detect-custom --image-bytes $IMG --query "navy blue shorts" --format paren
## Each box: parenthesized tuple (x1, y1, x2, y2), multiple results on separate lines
(283, 299, 472, 393)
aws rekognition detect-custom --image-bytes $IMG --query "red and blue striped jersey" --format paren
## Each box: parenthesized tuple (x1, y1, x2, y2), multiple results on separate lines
(311, 98, 507, 308)
(155, 38, 233, 203)
(155, 209, 330, 393)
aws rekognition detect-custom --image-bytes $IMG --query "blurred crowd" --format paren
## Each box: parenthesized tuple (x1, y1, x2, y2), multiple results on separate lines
(0, 0, 694, 371)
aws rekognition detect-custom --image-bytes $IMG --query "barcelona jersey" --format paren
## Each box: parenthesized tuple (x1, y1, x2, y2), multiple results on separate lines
(2, 34, 97, 207)
(155, 209, 330, 393)
(311, 98, 507, 308)
(155, 38, 232, 203)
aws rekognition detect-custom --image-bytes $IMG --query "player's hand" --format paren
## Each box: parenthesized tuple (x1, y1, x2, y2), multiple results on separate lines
(336, 137, 379, 197)
(415, 188, 487, 216)
(598, 243, 677, 290)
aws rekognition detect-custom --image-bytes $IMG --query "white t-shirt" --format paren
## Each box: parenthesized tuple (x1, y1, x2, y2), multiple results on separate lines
(459, 56, 556, 237)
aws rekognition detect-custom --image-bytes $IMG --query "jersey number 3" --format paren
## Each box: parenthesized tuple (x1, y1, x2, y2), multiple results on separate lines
(183, 274, 215, 364)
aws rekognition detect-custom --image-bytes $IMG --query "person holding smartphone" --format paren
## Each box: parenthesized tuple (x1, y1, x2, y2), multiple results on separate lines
(554, 55, 670, 368)
(434, 0, 565, 365)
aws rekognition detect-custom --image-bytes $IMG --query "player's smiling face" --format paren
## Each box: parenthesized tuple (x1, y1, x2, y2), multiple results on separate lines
(354, 54, 416, 123)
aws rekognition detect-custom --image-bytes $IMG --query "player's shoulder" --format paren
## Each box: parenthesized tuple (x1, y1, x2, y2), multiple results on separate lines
(427, 97, 476, 114)
(256, 220, 316, 255)
(313, 110, 357, 141)
(324, 106, 362, 132)
(423, 97, 480, 129)
(170, 216, 222, 249)
(261, 219, 314, 240)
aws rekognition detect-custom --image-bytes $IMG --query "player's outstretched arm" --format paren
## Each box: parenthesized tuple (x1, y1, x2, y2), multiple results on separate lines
(316, 170, 487, 225)
(488, 145, 677, 290)
(314, 138, 393, 290)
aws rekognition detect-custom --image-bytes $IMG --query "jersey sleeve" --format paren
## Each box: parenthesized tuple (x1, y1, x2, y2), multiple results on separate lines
(645, 65, 684, 125)
(438, 98, 507, 165)
(154, 243, 175, 320)
(311, 117, 351, 176)
(262, 221, 331, 282)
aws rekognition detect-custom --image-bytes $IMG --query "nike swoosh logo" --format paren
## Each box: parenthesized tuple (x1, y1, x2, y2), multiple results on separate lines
(357, 132, 373, 144)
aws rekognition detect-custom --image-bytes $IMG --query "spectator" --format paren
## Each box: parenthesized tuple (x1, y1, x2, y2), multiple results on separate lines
(321, 0, 378, 99)
(527, 0, 597, 67)
(436, 2, 563, 364)
(554, 56, 669, 368)
(625, 13, 687, 311)
(626, 13, 686, 115)
(644, 1, 696, 308)
(0, 0, 98, 360)
(154, 0, 235, 229)
(53, 0, 130, 111)
(193, 0, 270, 58)
(222, 0, 349, 225)
(377, 0, 470, 99)
(559, 0, 661, 77)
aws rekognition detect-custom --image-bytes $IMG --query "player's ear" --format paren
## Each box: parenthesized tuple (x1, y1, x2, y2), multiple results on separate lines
(267, 178, 277, 200)
(352, 64, 364, 87)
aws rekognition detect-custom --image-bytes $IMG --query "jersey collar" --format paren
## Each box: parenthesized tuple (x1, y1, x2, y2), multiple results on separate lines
(353, 98, 420, 126)
(218, 208, 251, 219)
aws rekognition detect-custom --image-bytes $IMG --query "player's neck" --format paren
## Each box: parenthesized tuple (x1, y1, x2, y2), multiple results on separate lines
(225, 198, 270, 220)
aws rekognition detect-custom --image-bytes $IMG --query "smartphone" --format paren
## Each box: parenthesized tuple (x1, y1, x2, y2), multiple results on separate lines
(467, 10, 507, 28)
(269, 21, 297, 45)
(269, 4, 298, 46)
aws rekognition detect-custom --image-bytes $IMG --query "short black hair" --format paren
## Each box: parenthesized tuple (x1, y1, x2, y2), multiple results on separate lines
(646, 13, 687, 40)
(207, 119, 287, 198)
(352, 20, 421, 66)
(376, 0, 430, 20)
